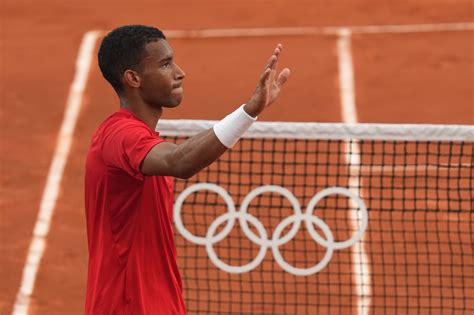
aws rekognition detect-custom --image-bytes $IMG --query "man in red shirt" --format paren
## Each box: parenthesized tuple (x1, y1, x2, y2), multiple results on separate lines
(85, 25, 290, 314)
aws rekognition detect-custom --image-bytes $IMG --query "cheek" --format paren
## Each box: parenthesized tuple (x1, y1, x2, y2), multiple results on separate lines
(155, 73, 173, 91)
(143, 74, 170, 93)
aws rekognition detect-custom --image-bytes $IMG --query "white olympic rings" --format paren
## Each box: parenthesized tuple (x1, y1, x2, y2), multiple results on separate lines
(174, 183, 368, 276)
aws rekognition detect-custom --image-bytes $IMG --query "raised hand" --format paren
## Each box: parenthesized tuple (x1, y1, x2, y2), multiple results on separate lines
(244, 44, 291, 117)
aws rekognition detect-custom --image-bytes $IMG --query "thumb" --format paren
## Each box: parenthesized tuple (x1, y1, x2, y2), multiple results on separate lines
(276, 68, 291, 87)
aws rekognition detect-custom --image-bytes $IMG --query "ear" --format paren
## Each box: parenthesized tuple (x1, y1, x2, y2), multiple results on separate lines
(123, 69, 141, 88)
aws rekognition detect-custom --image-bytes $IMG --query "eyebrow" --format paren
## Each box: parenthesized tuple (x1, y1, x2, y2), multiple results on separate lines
(159, 55, 173, 64)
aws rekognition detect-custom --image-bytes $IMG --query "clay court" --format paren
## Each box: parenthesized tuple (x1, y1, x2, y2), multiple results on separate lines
(1, 1, 473, 314)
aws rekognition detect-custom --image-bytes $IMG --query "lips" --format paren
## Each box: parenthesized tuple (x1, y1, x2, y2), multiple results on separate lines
(172, 82, 183, 89)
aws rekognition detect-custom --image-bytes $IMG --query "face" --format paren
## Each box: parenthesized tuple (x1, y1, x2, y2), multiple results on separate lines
(136, 39, 186, 108)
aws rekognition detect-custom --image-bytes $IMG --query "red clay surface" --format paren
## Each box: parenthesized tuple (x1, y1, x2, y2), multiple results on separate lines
(353, 31, 474, 124)
(1, 0, 473, 314)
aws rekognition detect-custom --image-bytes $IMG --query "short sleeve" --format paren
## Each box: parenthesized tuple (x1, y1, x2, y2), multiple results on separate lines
(101, 122, 164, 180)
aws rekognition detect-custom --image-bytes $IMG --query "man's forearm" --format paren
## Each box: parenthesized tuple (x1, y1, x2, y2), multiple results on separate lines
(170, 129, 227, 179)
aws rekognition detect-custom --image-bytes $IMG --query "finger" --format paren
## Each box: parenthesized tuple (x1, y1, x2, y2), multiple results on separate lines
(275, 44, 283, 55)
(259, 68, 271, 85)
(269, 69, 276, 86)
(259, 44, 283, 86)
(271, 44, 282, 71)
(271, 52, 279, 72)
(273, 45, 282, 58)
(276, 68, 291, 87)
(262, 54, 277, 73)
(273, 44, 282, 57)
(262, 44, 282, 72)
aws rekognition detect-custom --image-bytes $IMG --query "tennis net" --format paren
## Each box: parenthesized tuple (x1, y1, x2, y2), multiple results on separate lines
(158, 120, 473, 315)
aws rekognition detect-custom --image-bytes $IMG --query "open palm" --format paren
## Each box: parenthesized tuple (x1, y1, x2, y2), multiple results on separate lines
(244, 44, 291, 117)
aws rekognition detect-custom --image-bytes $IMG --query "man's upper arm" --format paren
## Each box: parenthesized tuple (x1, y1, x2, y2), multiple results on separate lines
(101, 123, 164, 180)
(140, 142, 179, 177)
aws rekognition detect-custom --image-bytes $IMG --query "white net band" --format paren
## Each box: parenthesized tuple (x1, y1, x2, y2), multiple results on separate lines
(157, 119, 473, 141)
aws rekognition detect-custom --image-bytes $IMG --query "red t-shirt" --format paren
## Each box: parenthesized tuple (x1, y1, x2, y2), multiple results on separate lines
(84, 108, 186, 314)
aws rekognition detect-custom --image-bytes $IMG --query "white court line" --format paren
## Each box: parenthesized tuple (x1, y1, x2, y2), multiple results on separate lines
(337, 28, 371, 315)
(11, 31, 100, 315)
(162, 22, 474, 38)
(337, 28, 358, 125)
(89, 22, 474, 39)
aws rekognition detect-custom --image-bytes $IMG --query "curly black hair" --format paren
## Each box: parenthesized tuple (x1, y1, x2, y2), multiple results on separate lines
(98, 25, 166, 94)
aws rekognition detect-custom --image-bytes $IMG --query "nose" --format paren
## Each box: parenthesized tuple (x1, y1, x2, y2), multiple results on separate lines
(175, 63, 185, 80)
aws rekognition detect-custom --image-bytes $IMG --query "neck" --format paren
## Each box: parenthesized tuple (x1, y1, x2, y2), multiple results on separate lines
(119, 96, 163, 130)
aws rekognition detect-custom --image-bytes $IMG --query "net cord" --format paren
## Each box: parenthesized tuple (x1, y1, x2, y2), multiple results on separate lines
(157, 120, 474, 141)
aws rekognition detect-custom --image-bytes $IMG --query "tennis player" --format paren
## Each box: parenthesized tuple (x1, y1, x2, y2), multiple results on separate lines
(84, 25, 290, 314)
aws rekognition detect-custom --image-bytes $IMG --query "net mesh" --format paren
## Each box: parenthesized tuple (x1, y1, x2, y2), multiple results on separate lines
(159, 121, 473, 315)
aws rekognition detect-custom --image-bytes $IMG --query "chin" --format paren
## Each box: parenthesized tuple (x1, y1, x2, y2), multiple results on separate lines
(161, 98, 182, 108)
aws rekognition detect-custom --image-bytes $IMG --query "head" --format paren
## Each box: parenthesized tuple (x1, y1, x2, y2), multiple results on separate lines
(98, 25, 185, 108)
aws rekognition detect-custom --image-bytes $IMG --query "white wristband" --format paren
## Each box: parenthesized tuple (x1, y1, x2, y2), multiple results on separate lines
(213, 104, 257, 148)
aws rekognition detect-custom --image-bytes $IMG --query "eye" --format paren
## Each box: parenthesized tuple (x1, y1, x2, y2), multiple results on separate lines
(161, 62, 170, 68)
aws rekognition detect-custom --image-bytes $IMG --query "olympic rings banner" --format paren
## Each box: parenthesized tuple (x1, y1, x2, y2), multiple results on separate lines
(174, 183, 368, 276)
